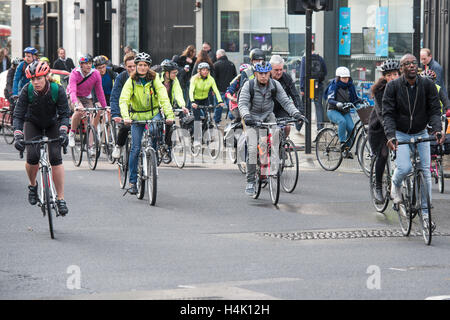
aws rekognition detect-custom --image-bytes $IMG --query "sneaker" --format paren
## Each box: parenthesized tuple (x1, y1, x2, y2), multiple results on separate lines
(56, 199, 69, 216)
(245, 182, 256, 196)
(390, 181, 402, 204)
(112, 145, 122, 159)
(68, 131, 76, 148)
(28, 183, 38, 205)
(129, 184, 138, 195)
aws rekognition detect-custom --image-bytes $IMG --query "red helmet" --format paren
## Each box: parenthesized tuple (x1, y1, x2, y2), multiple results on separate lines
(25, 60, 50, 79)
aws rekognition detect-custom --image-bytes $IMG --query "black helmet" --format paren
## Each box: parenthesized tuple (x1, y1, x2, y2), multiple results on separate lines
(161, 59, 178, 72)
(379, 59, 400, 73)
(249, 48, 265, 61)
(93, 55, 108, 67)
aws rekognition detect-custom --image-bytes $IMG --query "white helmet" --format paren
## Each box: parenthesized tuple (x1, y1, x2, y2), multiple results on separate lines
(335, 66, 350, 77)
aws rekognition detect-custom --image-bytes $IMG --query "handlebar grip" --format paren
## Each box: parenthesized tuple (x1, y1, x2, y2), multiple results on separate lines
(63, 146, 67, 155)
(20, 151, 24, 159)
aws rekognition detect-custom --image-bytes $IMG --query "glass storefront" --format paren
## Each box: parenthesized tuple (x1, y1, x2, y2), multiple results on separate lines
(0, 0, 11, 50)
(125, 0, 139, 51)
(28, 5, 45, 56)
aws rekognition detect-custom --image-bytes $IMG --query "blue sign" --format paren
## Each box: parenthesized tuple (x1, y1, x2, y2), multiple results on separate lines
(376, 7, 389, 57)
(339, 7, 351, 56)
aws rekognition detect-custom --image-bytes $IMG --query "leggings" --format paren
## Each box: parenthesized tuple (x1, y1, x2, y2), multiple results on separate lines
(24, 121, 62, 166)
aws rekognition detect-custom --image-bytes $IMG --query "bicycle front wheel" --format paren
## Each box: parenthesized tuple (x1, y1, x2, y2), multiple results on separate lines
(397, 177, 413, 236)
(416, 170, 433, 245)
(205, 126, 222, 160)
(315, 128, 343, 171)
(118, 137, 130, 189)
(280, 139, 299, 193)
(86, 125, 100, 170)
(42, 167, 55, 239)
(147, 148, 158, 206)
(2, 112, 14, 144)
(172, 128, 186, 169)
(269, 167, 281, 205)
(437, 159, 444, 193)
(71, 125, 83, 167)
(369, 155, 390, 213)
(104, 122, 116, 164)
(358, 135, 372, 177)
(136, 152, 146, 200)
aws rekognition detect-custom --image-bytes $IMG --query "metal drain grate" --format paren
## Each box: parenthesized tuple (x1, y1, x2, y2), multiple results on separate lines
(257, 229, 450, 241)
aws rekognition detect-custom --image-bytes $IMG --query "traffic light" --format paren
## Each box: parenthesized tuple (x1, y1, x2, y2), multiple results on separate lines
(287, 0, 333, 14)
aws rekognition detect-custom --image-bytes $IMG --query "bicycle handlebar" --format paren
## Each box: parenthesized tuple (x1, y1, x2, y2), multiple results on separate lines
(19, 137, 67, 159)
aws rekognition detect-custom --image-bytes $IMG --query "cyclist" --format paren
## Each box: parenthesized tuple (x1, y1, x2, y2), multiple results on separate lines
(225, 63, 250, 122)
(420, 69, 449, 115)
(119, 52, 174, 195)
(68, 54, 108, 148)
(159, 59, 189, 152)
(93, 55, 118, 105)
(4, 57, 22, 114)
(325, 66, 363, 159)
(12, 60, 71, 215)
(110, 52, 136, 159)
(12, 47, 39, 98)
(383, 54, 443, 228)
(240, 48, 266, 86)
(238, 61, 303, 196)
(189, 62, 224, 121)
(368, 59, 400, 203)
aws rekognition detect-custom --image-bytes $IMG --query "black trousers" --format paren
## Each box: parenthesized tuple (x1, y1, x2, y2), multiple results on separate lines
(24, 121, 62, 166)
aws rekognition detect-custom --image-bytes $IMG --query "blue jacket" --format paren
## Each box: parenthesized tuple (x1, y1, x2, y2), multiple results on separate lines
(325, 78, 360, 111)
(110, 70, 130, 118)
(12, 61, 30, 96)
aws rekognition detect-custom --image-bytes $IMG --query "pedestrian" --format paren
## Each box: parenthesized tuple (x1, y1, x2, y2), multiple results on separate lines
(0, 47, 11, 73)
(270, 55, 305, 134)
(202, 41, 216, 63)
(383, 53, 443, 230)
(53, 47, 75, 72)
(300, 44, 327, 131)
(420, 48, 446, 94)
(213, 49, 237, 125)
(177, 45, 197, 89)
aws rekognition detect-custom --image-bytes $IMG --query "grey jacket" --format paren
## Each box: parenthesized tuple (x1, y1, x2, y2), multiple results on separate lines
(238, 79, 299, 121)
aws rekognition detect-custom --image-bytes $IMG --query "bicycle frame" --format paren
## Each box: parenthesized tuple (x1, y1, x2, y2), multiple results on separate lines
(37, 141, 58, 213)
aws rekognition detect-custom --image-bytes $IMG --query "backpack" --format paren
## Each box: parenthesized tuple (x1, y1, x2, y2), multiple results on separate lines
(310, 54, 325, 82)
(236, 68, 255, 103)
(28, 82, 59, 104)
(248, 78, 277, 108)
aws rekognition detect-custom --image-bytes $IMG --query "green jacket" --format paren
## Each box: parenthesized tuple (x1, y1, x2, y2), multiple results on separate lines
(119, 75, 174, 121)
(189, 74, 223, 103)
(159, 72, 186, 108)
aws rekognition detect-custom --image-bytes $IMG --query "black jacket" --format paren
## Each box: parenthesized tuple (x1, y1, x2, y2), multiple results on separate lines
(382, 75, 441, 140)
(13, 82, 71, 131)
(213, 56, 237, 93)
(53, 58, 75, 72)
(274, 72, 305, 117)
(4, 67, 16, 103)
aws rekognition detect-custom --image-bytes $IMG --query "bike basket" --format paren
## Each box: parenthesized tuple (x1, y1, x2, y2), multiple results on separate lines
(356, 106, 374, 125)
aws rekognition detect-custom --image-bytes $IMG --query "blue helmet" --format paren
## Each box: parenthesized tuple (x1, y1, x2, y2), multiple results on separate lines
(24, 47, 38, 55)
(254, 61, 272, 73)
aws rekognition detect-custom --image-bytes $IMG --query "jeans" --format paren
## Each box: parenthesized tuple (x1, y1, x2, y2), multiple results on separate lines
(392, 130, 432, 214)
(129, 113, 162, 184)
(327, 109, 354, 145)
(192, 99, 208, 121)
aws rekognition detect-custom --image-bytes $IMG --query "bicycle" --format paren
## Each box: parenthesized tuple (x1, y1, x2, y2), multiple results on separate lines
(315, 101, 372, 172)
(1, 106, 14, 144)
(124, 119, 160, 206)
(248, 121, 282, 205)
(170, 108, 187, 169)
(117, 127, 131, 189)
(391, 135, 440, 245)
(70, 106, 101, 170)
(191, 105, 223, 160)
(223, 120, 247, 174)
(369, 152, 394, 213)
(19, 135, 67, 239)
(97, 106, 117, 164)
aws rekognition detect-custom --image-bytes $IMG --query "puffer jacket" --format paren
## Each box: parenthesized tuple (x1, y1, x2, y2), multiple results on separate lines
(119, 75, 174, 121)
(238, 78, 299, 121)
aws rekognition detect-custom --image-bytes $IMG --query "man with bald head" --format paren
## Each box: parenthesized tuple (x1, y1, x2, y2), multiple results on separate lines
(382, 53, 444, 230)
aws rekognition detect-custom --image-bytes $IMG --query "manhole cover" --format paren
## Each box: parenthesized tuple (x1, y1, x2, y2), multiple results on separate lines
(257, 229, 450, 241)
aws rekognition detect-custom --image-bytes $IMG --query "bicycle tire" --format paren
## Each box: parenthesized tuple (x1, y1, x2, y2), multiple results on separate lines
(172, 128, 186, 169)
(136, 152, 146, 200)
(437, 160, 444, 193)
(315, 128, 343, 171)
(280, 139, 299, 193)
(71, 125, 83, 167)
(104, 122, 115, 164)
(416, 170, 432, 245)
(206, 126, 222, 160)
(42, 167, 55, 239)
(227, 145, 237, 164)
(358, 135, 372, 177)
(118, 136, 129, 189)
(147, 148, 158, 206)
(369, 155, 390, 213)
(397, 177, 413, 236)
(2, 112, 14, 144)
(86, 125, 99, 170)
(269, 166, 281, 205)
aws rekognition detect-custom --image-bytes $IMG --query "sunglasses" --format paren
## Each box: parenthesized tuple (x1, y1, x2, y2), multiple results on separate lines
(401, 61, 418, 67)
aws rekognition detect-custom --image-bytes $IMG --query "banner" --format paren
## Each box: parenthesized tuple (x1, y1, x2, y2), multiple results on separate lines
(339, 7, 351, 56)
(376, 7, 389, 57)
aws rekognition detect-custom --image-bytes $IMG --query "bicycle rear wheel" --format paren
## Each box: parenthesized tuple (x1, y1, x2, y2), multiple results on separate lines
(280, 139, 299, 193)
(2, 112, 14, 144)
(416, 170, 432, 245)
(358, 135, 372, 177)
(86, 125, 100, 170)
(118, 136, 130, 189)
(397, 177, 413, 236)
(147, 148, 158, 206)
(315, 128, 343, 171)
(369, 155, 390, 213)
(71, 125, 83, 167)
(42, 167, 55, 239)
(172, 127, 186, 169)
